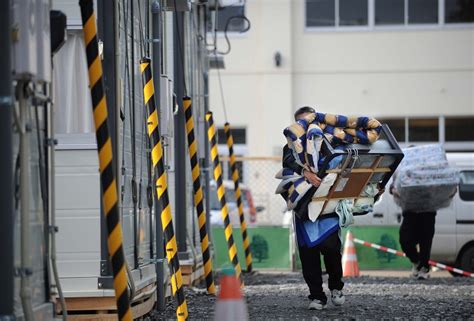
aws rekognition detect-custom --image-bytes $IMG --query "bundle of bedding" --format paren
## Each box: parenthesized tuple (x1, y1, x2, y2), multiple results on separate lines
(393, 144, 459, 212)
(276, 111, 383, 221)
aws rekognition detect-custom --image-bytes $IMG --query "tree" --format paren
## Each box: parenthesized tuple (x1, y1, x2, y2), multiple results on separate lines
(250, 234, 269, 263)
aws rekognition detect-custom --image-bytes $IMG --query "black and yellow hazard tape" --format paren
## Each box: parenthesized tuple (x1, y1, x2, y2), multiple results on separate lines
(79, 1, 132, 320)
(140, 57, 188, 321)
(224, 122, 253, 273)
(183, 97, 216, 295)
(205, 112, 243, 285)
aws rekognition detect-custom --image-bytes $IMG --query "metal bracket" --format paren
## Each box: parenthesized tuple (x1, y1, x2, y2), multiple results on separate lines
(48, 225, 59, 233)
(0, 95, 13, 106)
(131, 179, 138, 204)
(46, 138, 58, 146)
(97, 276, 114, 289)
(14, 267, 33, 277)
(144, 38, 161, 43)
(100, 260, 110, 276)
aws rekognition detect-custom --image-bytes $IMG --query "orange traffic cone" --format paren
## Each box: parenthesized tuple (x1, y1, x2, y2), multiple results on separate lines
(214, 265, 248, 321)
(342, 231, 360, 277)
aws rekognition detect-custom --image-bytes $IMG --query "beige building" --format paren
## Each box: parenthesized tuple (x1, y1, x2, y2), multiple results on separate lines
(209, 0, 474, 157)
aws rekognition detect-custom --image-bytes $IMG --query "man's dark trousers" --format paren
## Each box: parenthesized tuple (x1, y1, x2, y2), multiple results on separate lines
(399, 211, 436, 269)
(298, 230, 344, 303)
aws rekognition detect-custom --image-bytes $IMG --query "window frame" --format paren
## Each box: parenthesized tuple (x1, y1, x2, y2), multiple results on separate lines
(304, 0, 474, 33)
(373, 115, 474, 152)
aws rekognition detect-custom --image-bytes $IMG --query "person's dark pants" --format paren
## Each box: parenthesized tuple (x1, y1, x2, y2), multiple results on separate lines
(399, 211, 436, 269)
(298, 231, 344, 303)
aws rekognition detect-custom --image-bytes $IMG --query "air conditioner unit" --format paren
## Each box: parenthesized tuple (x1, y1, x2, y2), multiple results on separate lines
(208, 0, 244, 10)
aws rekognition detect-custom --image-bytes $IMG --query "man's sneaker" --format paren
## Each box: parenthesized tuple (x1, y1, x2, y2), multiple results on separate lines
(411, 263, 420, 278)
(331, 289, 345, 306)
(417, 267, 430, 280)
(308, 299, 327, 310)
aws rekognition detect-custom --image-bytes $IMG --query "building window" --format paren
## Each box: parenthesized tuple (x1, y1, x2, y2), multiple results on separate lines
(445, 0, 474, 23)
(306, 0, 368, 27)
(339, 0, 369, 26)
(307, 0, 473, 29)
(408, 0, 438, 24)
(208, 5, 246, 32)
(445, 117, 474, 141)
(375, 0, 404, 25)
(378, 118, 406, 142)
(217, 128, 246, 145)
(408, 118, 439, 142)
(306, 0, 335, 27)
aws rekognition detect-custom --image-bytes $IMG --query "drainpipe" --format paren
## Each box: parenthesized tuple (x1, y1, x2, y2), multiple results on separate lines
(18, 81, 35, 321)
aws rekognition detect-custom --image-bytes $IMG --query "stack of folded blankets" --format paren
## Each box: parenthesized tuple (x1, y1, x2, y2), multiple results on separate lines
(394, 144, 459, 212)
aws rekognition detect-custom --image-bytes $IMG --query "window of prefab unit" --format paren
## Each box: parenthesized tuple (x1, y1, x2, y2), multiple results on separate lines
(208, 5, 246, 33)
(53, 32, 94, 135)
(408, 118, 439, 142)
(445, 0, 474, 23)
(459, 171, 474, 201)
(445, 117, 474, 142)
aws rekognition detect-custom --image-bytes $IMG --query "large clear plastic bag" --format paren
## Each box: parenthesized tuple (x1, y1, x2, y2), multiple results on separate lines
(394, 144, 460, 212)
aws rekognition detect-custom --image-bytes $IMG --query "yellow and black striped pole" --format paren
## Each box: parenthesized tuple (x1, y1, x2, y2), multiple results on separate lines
(224, 123, 253, 273)
(205, 112, 243, 285)
(140, 57, 188, 320)
(183, 97, 216, 294)
(79, 1, 132, 320)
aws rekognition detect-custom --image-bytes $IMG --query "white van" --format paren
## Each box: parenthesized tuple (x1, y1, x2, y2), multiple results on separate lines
(356, 153, 474, 273)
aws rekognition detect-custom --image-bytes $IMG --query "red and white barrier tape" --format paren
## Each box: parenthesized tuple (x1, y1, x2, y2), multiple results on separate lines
(353, 238, 474, 278)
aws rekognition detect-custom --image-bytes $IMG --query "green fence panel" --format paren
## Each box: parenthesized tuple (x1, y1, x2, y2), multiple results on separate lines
(211, 227, 291, 269)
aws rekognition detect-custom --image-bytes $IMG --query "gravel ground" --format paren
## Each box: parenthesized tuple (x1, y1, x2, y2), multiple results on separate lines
(152, 271, 474, 320)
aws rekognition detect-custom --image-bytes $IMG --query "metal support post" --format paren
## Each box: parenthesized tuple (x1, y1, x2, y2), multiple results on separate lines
(0, 0, 15, 315)
(173, 9, 188, 256)
(151, 0, 166, 312)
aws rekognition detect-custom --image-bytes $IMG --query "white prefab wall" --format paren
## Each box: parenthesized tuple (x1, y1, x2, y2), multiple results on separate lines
(209, 0, 474, 156)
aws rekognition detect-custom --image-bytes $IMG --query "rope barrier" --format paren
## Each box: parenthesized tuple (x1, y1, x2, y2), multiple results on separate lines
(353, 237, 474, 277)
(140, 57, 188, 320)
(224, 122, 253, 273)
(79, 1, 132, 319)
(206, 112, 243, 285)
(183, 96, 216, 294)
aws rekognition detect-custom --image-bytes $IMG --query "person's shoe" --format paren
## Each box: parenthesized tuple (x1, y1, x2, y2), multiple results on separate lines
(410, 263, 420, 278)
(308, 299, 327, 310)
(331, 289, 345, 306)
(417, 267, 430, 280)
